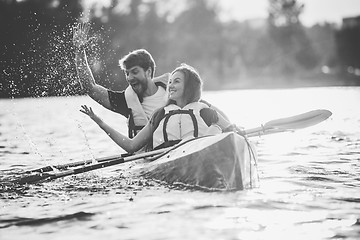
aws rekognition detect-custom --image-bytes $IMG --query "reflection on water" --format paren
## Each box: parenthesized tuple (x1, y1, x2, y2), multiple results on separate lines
(1, 87, 360, 239)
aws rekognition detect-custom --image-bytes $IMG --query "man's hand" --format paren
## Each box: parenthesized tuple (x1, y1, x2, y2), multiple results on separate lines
(73, 22, 91, 50)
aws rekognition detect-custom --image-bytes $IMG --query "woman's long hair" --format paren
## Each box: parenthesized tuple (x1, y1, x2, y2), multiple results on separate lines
(166, 63, 203, 106)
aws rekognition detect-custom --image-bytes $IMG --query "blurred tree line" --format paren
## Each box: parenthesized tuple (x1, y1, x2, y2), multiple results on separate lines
(0, 0, 359, 98)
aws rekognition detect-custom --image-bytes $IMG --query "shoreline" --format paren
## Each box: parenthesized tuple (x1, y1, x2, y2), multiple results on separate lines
(215, 75, 360, 91)
(1, 76, 359, 99)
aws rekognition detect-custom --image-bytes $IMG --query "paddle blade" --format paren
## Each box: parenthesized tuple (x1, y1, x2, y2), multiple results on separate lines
(244, 109, 332, 137)
(15, 173, 52, 184)
(264, 109, 332, 131)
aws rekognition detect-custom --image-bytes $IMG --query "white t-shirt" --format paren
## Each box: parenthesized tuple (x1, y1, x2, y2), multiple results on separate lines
(142, 86, 167, 118)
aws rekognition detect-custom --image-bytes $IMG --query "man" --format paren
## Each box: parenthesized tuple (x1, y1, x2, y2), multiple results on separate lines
(73, 22, 228, 138)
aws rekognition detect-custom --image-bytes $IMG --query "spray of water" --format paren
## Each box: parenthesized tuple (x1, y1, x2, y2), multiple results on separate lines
(3, 13, 109, 160)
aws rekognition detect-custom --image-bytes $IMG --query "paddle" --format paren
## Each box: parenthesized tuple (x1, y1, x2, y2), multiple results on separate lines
(25, 153, 133, 174)
(244, 109, 332, 137)
(16, 147, 172, 184)
(16, 136, 212, 184)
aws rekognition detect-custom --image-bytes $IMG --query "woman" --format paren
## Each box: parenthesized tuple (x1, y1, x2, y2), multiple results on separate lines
(80, 64, 235, 153)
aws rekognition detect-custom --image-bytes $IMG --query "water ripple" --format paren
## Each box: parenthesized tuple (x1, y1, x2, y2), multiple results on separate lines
(0, 211, 94, 228)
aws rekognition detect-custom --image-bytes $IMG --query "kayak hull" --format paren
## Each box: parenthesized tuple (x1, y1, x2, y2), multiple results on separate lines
(139, 132, 259, 191)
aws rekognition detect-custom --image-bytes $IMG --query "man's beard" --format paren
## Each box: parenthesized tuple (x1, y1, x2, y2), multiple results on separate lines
(132, 79, 148, 103)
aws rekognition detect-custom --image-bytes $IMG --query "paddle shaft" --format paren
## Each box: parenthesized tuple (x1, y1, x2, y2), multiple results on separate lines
(26, 153, 132, 174)
(17, 157, 125, 184)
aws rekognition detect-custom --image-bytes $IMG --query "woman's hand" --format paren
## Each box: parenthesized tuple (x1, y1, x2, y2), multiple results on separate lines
(73, 22, 91, 50)
(223, 124, 245, 136)
(80, 105, 102, 124)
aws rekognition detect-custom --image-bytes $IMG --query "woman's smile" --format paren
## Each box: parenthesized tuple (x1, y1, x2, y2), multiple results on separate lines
(168, 71, 185, 102)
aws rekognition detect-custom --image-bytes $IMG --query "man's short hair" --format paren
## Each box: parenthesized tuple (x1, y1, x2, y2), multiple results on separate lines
(119, 49, 156, 78)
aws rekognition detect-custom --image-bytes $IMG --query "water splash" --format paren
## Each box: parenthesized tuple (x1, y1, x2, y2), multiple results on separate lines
(3, 14, 108, 98)
(76, 120, 97, 164)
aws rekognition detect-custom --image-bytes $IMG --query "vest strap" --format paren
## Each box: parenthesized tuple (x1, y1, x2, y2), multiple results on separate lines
(162, 109, 199, 142)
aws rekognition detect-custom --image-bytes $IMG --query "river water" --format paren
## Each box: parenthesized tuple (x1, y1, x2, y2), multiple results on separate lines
(1, 86, 359, 239)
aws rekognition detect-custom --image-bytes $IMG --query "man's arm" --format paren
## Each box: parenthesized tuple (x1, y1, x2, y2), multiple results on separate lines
(73, 23, 111, 109)
(74, 49, 111, 109)
(200, 99, 230, 121)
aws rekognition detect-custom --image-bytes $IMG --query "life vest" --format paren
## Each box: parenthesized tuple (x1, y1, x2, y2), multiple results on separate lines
(152, 102, 221, 149)
(125, 76, 168, 138)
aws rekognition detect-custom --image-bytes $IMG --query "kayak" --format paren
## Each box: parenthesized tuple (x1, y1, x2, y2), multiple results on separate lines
(16, 132, 258, 190)
(137, 132, 259, 191)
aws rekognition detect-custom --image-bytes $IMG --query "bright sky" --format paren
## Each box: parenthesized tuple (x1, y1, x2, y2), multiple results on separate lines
(221, 0, 360, 26)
